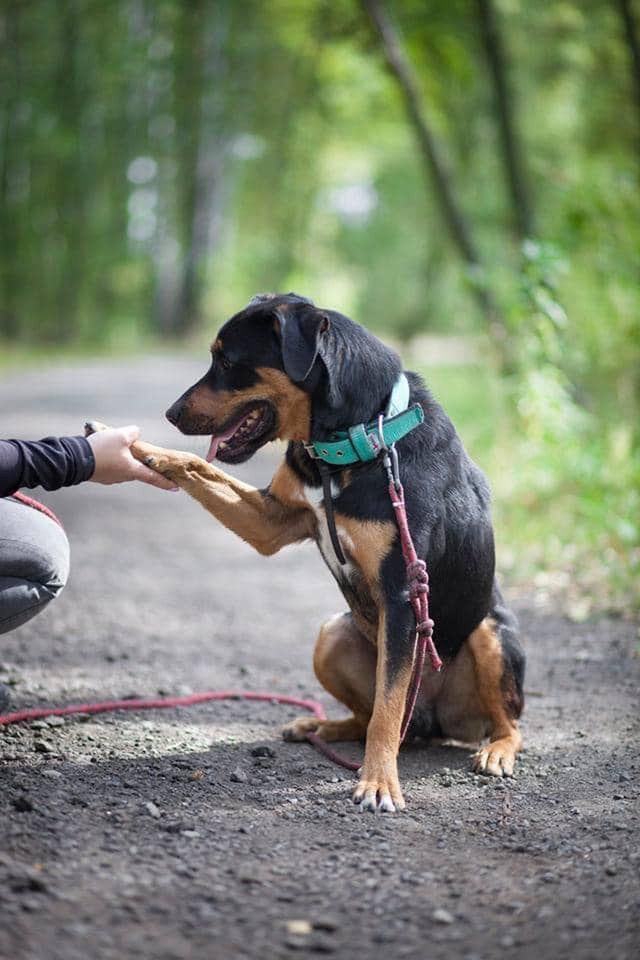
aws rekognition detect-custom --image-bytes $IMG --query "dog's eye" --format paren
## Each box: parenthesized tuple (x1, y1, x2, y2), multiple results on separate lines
(219, 354, 232, 371)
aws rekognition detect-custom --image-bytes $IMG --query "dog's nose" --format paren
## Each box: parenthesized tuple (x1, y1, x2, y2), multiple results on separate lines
(165, 401, 181, 426)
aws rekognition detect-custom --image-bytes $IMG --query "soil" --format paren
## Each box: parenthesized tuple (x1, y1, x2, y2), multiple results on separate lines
(1, 358, 638, 960)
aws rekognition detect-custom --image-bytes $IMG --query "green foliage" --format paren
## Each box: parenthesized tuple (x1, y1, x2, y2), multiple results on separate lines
(423, 358, 640, 618)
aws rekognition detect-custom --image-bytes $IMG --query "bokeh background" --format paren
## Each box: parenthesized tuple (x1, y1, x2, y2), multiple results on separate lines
(1, 0, 638, 613)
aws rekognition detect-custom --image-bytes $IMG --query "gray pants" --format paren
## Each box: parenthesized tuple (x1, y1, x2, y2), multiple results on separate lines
(0, 496, 70, 635)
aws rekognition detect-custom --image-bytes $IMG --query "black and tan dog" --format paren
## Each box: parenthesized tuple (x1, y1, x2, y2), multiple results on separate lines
(129, 292, 525, 812)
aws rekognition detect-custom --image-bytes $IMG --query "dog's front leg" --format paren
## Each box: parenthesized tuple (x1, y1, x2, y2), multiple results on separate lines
(353, 601, 416, 813)
(129, 440, 312, 556)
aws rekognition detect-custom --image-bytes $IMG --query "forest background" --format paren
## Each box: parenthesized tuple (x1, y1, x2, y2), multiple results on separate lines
(1, 0, 638, 615)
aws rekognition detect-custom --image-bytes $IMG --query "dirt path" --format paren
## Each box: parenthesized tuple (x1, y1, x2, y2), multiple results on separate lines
(1, 358, 638, 960)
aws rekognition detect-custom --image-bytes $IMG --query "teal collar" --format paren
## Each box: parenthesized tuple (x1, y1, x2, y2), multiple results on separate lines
(305, 373, 424, 466)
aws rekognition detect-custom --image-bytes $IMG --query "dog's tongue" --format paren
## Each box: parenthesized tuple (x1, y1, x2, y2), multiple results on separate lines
(205, 437, 220, 462)
(205, 420, 244, 462)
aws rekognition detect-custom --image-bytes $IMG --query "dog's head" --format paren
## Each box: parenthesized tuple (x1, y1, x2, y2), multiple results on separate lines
(166, 292, 401, 464)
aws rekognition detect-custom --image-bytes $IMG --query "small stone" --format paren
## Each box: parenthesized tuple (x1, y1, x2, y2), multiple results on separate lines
(12, 795, 34, 813)
(40, 769, 63, 779)
(45, 715, 65, 727)
(284, 937, 307, 951)
(309, 939, 336, 954)
(286, 920, 312, 936)
(30, 720, 49, 730)
(251, 745, 276, 758)
(34, 740, 54, 754)
(163, 822, 183, 834)
(145, 801, 161, 819)
(9, 869, 47, 894)
(604, 865, 618, 876)
(432, 908, 454, 925)
(230, 767, 248, 783)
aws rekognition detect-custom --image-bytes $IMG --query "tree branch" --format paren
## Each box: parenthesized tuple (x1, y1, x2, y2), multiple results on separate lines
(476, 0, 534, 239)
(360, 0, 504, 334)
(618, 0, 640, 150)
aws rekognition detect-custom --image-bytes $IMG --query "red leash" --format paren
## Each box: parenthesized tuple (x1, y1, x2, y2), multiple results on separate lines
(11, 491, 63, 527)
(388, 475, 443, 743)
(0, 691, 326, 728)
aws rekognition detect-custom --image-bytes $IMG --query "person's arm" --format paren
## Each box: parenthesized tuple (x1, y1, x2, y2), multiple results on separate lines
(0, 436, 94, 498)
(0, 426, 175, 498)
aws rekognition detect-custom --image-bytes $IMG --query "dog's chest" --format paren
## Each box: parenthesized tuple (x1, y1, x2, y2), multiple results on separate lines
(302, 483, 356, 584)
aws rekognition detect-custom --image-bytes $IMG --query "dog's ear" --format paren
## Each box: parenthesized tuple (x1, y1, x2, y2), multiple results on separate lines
(277, 304, 329, 383)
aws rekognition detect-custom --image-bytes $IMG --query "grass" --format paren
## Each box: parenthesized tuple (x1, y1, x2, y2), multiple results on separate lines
(418, 360, 639, 618)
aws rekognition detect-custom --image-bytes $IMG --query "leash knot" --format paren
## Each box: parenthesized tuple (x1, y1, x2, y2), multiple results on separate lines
(417, 618, 435, 638)
(407, 559, 429, 600)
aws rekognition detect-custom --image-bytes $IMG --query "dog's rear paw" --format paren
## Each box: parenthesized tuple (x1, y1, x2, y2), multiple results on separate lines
(472, 735, 519, 777)
(283, 715, 366, 743)
(282, 717, 321, 742)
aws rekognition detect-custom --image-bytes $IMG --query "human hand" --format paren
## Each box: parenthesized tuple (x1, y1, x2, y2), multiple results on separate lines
(86, 425, 177, 491)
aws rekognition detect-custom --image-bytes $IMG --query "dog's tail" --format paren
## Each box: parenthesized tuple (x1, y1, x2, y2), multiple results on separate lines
(490, 582, 526, 719)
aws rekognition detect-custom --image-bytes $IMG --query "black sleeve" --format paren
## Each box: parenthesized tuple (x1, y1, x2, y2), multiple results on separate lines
(0, 436, 95, 498)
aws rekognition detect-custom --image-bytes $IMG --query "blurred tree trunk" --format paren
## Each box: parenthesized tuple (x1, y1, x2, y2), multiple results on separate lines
(617, 0, 640, 149)
(0, 2, 21, 339)
(475, 0, 534, 239)
(53, 0, 83, 343)
(166, 0, 207, 336)
(360, 0, 505, 339)
(162, 0, 230, 337)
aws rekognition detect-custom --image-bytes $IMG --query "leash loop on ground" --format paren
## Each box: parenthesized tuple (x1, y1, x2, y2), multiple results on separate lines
(0, 689, 366, 773)
(0, 691, 329, 728)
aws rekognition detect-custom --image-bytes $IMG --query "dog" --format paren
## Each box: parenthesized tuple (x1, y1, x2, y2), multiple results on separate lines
(129, 292, 525, 812)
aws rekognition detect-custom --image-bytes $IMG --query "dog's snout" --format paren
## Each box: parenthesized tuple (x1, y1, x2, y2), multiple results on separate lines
(165, 401, 182, 426)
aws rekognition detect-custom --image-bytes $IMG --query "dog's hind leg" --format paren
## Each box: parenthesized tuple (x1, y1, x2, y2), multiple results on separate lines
(282, 613, 374, 743)
(435, 601, 525, 777)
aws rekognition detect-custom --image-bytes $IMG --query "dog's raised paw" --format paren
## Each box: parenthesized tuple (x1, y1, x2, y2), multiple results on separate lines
(84, 420, 109, 436)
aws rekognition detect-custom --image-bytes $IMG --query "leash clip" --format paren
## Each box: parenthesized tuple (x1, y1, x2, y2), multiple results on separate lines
(382, 440, 401, 493)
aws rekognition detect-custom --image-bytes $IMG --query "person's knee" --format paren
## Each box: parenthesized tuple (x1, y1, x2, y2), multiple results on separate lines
(0, 530, 70, 593)
(0, 522, 70, 634)
(40, 530, 70, 597)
